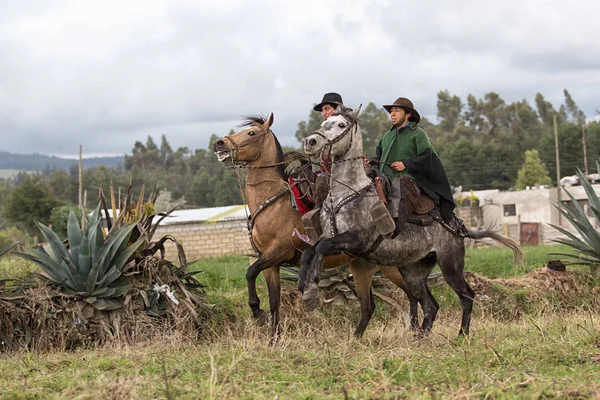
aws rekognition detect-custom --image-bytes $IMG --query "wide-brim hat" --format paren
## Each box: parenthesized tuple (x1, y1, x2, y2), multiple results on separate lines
(382, 97, 420, 123)
(313, 92, 344, 112)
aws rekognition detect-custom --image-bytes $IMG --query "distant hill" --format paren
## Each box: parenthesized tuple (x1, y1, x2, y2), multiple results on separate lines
(0, 151, 124, 171)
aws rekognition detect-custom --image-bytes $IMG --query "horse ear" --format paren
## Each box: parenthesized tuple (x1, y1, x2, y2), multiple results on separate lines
(350, 104, 362, 119)
(263, 113, 274, 130)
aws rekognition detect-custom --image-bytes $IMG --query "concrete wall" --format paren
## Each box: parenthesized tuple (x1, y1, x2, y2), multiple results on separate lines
(154, 219, 253, 261)
(460, 184, 600, 230)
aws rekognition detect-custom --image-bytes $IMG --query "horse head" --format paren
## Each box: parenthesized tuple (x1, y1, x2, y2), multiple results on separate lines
(303, 105, 362, 160)
(213, 113, 274, 164)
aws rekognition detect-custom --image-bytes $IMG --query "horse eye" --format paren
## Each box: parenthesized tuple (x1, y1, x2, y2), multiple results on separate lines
(248, 131, 256, 136)
(339, 123, 346, 128)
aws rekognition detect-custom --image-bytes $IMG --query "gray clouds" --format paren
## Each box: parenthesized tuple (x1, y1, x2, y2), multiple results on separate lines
(0, 0, 599, 156)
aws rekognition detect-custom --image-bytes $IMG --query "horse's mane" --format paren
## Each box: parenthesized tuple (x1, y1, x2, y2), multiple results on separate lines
(239, 115, 286, 179)
(332, 106, 360, 124)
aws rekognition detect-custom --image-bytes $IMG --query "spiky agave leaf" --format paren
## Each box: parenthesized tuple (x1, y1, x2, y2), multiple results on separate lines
(15, 209, 145, 309)
(0, 243, 17, 257)
(551, 162, 600, 268)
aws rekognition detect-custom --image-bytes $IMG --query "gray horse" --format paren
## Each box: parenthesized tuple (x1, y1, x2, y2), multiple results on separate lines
(299, 105, 524, 337)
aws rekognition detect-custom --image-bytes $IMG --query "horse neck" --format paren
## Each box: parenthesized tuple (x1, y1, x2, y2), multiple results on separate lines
(328, 144, 371, 202)
(245, 135, 287, 212)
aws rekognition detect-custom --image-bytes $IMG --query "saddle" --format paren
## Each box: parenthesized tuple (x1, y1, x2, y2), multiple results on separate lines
(370, 171, 467, 237)
(368, 169, 436, 227)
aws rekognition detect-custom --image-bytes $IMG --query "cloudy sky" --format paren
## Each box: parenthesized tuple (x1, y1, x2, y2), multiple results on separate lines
(1, 0, 599, 158)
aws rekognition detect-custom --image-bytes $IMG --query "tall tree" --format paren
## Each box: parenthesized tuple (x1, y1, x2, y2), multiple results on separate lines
(160, 134, 174, 167)
(481, 92, 508, 138)
(563, 89, 586, 125)
(295, 110, 323, 144)
(436, 90, 463, 133)
(464, 94, 486, 134)
(359, 102, 390, 157)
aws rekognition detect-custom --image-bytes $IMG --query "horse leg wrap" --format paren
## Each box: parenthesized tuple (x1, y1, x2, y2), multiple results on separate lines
(302, 208, 322, 242)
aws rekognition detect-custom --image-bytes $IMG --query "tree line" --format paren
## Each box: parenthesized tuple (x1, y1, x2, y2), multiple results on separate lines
(1, 89, 598, 239)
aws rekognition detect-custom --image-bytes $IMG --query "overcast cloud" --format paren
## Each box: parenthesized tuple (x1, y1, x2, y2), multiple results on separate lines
(1, 0, 599, 157)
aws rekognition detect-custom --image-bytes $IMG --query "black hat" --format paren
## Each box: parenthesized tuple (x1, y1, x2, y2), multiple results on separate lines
(382, 97, 421, 123)
(313, 92, 344, 112)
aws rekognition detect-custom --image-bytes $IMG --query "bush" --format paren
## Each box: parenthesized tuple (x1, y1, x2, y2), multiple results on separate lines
(49, 206, 84, 239)
(0, 224, 32, 248)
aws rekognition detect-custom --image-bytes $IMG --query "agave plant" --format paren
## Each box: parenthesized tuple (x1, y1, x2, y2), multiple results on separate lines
(16, 206, 145, 310)
(551, 161, 600, 275)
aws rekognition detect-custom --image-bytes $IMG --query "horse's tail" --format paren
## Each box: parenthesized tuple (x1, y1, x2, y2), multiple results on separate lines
(466, 229, 525, 266)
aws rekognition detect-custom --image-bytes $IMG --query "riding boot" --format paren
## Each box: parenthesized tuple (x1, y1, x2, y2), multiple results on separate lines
(388, 178, 404, 239)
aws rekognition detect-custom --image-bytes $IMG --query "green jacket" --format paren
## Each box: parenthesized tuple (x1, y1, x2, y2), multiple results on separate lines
(376, 122, 437, 179)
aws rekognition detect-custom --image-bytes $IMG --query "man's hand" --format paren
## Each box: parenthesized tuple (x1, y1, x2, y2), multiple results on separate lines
(391, 161, 405, 172)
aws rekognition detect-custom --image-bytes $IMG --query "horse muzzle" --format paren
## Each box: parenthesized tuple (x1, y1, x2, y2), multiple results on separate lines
(303, 134, 323, 156)
(213, 139, 232, 162)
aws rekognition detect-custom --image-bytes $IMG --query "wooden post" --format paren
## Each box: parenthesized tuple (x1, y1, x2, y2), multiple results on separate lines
(79, 145, 86, 229)
(554, 115, 561, 226)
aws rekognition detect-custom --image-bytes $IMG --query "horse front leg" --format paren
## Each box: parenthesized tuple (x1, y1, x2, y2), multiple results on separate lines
(246, 254, 281, 325)
(300, 231, 364, 312)
(299, 244, 319, 311)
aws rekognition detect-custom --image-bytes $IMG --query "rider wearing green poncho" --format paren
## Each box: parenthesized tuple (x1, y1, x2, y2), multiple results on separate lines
(374, 97, 456, 224)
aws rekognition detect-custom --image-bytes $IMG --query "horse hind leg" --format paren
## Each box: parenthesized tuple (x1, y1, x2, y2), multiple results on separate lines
(438, 248, 475, 336)
(349, 259, 379, 339)
(399, 253, 438, 335)
(379, 266, 420, 330)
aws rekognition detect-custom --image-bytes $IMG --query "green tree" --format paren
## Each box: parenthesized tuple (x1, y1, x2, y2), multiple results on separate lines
(436, 90, 463, 133)
(47, 169, 73, 203)
(49, 205, 83, 239)
(563, 89, 585, 125)
(295, 110, 323, 144)
(3, 175, 60, 237)
(160, 134, 174, 167)
(515, 149, 552, 189)
(359, 102, 390, 157)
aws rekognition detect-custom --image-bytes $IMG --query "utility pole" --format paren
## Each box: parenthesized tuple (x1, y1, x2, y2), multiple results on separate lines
(79, 145, 86, 229)
(554, 114, 561, 225)
(582, 121, 589, 175)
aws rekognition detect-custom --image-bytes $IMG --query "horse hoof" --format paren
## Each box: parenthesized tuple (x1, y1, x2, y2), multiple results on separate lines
(413, 328, 430, 340)
(254, 310, 267, 326)
(302, 288, 319, 312)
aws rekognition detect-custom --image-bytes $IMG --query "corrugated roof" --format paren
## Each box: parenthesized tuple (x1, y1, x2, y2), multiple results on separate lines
(158, 205, 248, 225)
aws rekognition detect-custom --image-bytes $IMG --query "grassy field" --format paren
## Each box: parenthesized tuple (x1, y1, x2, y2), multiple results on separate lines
(1, 244, 599, 399)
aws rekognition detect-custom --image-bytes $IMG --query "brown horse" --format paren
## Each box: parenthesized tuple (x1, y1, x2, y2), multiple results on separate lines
(213, 113, 415, 341)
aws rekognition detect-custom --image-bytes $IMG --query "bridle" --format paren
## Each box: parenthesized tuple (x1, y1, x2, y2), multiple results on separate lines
(222, 126, 270, 166)
(220, 124, 293, 256)
(310, 116, 357, 161)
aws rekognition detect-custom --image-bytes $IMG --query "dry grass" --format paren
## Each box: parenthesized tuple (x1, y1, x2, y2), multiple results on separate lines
(1, 287, 599, 399)
(1, 247, 599, 399)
